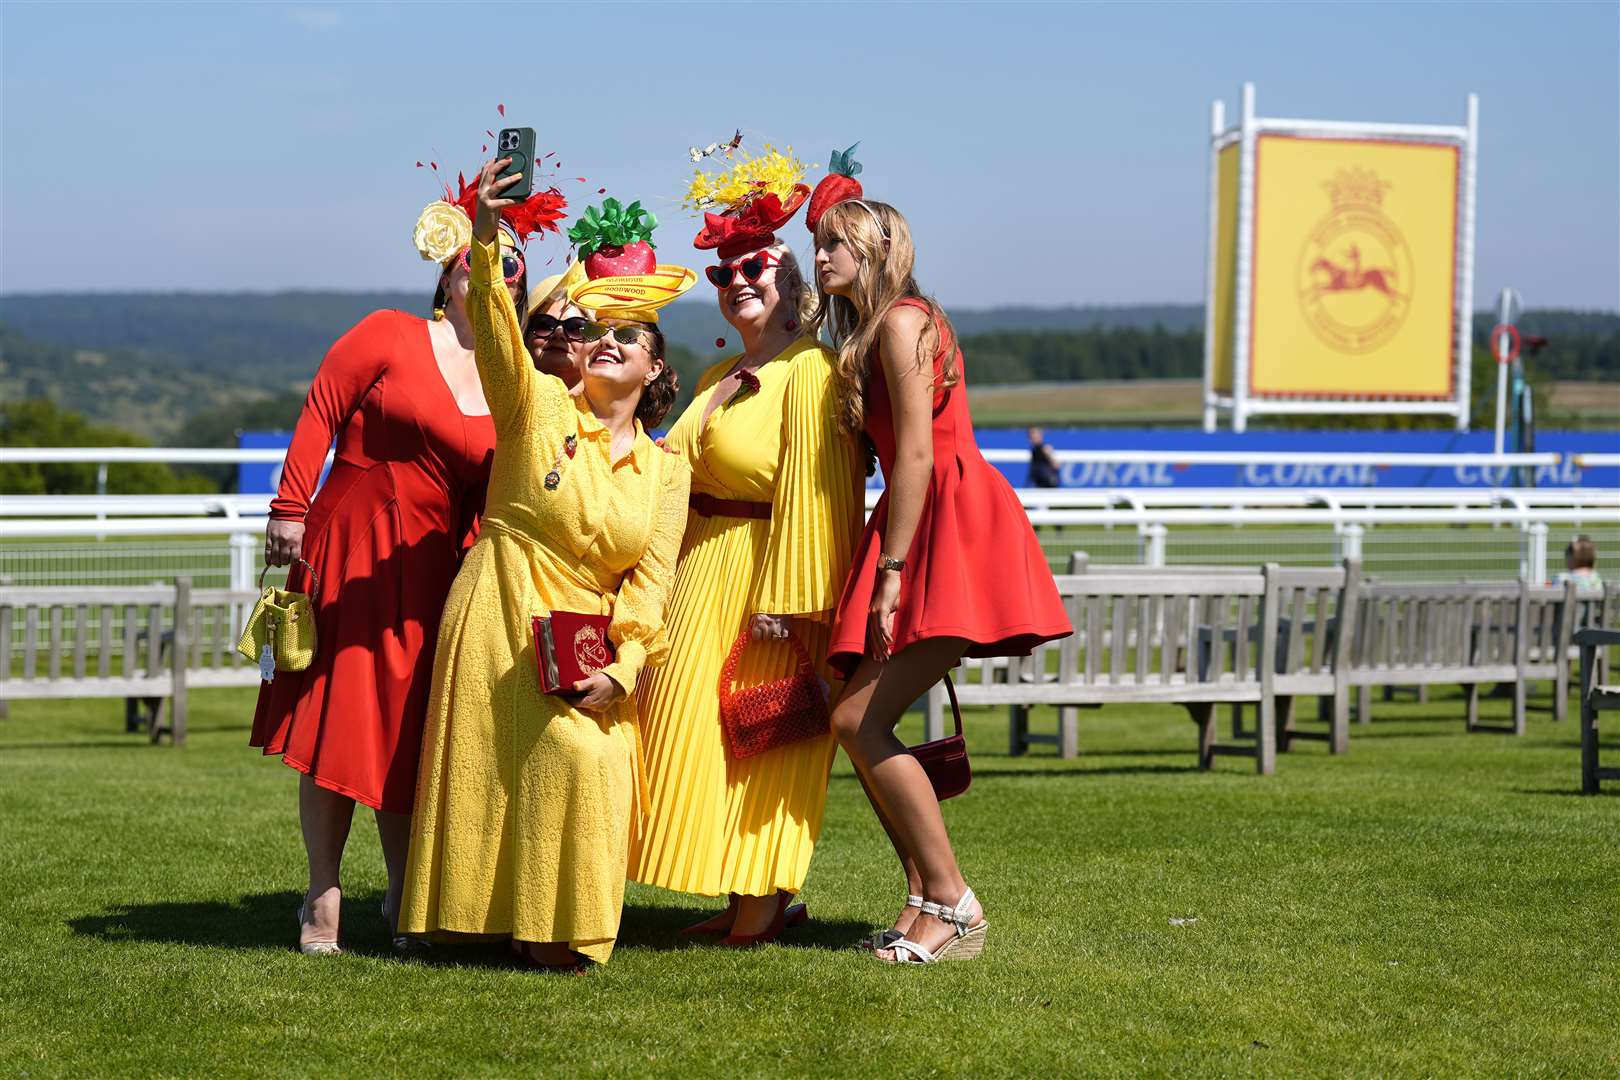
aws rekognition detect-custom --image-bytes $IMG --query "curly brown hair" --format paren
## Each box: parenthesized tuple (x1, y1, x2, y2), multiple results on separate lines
(634, 326, 679, 428)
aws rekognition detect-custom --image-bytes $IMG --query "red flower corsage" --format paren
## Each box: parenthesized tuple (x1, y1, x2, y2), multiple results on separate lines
(727, 367, 762, 406)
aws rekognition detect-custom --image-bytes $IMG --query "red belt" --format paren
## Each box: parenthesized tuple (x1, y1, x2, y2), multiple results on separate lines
(690, 493, 772, 520)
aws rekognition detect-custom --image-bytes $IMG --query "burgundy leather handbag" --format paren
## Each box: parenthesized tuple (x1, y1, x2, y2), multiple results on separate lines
(910, 675, 970, 800)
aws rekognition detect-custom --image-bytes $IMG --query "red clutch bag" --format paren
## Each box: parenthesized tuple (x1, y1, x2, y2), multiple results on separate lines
(910, 675, 970, 800)
(717, 627, 830, 760)
(532, 611, 615, 697)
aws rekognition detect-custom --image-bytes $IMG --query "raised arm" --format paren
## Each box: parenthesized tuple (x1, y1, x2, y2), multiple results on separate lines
(467, 158, 566, 435)
(265, 310, 394, 563)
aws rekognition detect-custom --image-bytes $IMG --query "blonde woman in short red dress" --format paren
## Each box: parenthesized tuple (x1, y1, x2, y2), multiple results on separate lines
(808, 181, 1070, 964)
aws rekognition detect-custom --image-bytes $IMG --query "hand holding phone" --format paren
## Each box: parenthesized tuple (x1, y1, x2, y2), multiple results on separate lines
(493, 127, 535, 200)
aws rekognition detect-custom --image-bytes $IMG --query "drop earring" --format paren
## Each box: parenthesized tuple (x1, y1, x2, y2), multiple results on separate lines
(785, 318, 798, 332)
(715, 337, 726, 349)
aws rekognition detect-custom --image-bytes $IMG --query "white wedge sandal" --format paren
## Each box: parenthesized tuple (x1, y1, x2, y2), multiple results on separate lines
(878, 887, 987, 964)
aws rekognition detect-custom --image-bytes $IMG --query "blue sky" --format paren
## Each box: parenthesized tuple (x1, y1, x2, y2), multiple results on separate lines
(2, 1, 1615, 309)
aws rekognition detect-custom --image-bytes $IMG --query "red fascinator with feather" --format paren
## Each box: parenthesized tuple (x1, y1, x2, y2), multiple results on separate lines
(805, 142, 863, 234)
(684, 143, 811, 260)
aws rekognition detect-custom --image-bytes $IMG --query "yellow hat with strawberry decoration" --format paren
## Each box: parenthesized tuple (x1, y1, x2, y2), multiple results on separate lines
(564, 197, 695, 324)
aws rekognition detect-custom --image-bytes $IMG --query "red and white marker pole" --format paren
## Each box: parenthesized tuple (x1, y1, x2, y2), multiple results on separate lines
(1490, 288, 1522, 458)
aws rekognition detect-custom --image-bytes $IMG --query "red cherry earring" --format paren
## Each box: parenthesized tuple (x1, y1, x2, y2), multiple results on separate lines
(785, 319, 798, 332)
(715, 337, 726, 349)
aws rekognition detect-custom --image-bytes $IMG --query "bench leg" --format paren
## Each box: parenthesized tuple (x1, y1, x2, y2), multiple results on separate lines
(1512, 679, 1527, 737)
(1356, 685, 1372, 725)
(1330, 688, 1349, 755)
(1554, 664, 1569, 724)
(1275, 695, 1297, 753)
(1230, 703, 1248, 739)
(1189, 703, 1216, 770)
(1009, 705, 1028, 757)
(1464, 683, 1479, 732)
(1257, 694, 1277, 776)
(1581, 696, 1600, 795)
(1057, 707, 1078, 759)
(1417, 685, 1430, 705)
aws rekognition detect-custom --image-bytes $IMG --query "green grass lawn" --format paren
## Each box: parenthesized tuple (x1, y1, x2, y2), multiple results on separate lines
(1, 686, 1615, 1078)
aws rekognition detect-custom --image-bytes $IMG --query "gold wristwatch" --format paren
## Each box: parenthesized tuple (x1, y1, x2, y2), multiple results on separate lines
(877, 554, 906, 573)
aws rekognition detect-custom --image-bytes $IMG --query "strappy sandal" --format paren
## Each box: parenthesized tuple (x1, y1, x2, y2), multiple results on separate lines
(855, 894, 923, 951)
(381, 899, 431, 957)
(295, 903, 342, 957)
(878, 887, 987, 965)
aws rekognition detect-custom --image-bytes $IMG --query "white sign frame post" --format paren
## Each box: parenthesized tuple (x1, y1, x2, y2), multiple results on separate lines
(1202, 83, 1479, 433)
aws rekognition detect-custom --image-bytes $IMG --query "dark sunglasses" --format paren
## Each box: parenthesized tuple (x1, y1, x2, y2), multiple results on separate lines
(705, 250, 781, 289)
(458, 247, 526, 285)
(527, 314, 590, 341)
(580, 322, 652, 345)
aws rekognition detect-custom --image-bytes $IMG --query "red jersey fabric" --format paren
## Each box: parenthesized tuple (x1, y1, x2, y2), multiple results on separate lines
(250, 310, 495, 812)
(828, 299, 1070, 676)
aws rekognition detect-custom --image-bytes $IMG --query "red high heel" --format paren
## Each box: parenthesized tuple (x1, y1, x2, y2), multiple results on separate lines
(681, 894, 740, 937)
(718, 893, 808, 949)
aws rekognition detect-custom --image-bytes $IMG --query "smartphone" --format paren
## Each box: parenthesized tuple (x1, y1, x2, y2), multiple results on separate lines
(494, 127, 535, 200)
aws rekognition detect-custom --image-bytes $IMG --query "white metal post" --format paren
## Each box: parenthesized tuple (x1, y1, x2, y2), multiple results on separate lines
(229, 529, 256, 593)
(1337, 523, 1365, 562)
(1522, 521, 1548, 583)
(1456, 94, 1480, 432)
(1140, 523, 1168, 567)
(1231, 82, 1258, 434)
(1202, 99, 1225, 433)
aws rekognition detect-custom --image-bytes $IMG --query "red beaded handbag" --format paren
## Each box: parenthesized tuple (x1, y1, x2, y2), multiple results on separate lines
(717, 627, 830, 760)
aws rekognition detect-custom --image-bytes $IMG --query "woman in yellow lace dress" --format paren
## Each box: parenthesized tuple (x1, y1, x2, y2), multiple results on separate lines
(400, 163, 693, 969)
(630, 151, 863, 944)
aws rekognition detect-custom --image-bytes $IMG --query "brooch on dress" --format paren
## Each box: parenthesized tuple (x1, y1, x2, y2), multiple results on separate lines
(544, 434, 578, 491)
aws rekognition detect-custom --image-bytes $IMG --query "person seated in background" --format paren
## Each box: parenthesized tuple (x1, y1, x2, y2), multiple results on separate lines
(1558, 535, 1604, 593)
(1028, 426, 1061, 489)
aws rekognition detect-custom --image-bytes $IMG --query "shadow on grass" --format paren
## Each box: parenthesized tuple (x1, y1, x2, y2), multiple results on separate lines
(1513, 787, 1620, 798)
(617, 902, 871, 953)
(65, 889, 445, 960)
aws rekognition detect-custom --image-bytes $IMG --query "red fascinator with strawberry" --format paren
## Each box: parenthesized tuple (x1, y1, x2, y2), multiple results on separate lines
(805, 142, 863, 234)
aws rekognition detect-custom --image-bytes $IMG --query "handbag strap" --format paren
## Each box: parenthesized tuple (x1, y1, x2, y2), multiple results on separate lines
(259, 558, 320, 603)
(719, 623, 815, 700)
(943, 674, 963, 738)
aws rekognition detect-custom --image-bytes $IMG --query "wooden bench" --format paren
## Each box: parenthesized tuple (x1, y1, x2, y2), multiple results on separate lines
(1347, 580, 1577, 735)
(928, 567, 1295, 773)
(1575, 626, 1620, 793)
(0, 581, 262, 743)
(1055, 555, 1363, 758)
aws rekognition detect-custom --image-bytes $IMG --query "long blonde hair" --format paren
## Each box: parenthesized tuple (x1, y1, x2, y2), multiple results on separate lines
(808, 199, 959, 433)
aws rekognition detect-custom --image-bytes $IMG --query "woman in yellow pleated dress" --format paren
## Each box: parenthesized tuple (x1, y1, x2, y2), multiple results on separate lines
(630, 148, 864, 944)
(400, 163, 694, 969)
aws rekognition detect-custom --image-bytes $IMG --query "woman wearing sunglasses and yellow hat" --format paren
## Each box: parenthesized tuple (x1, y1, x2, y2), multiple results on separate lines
(523, 261, 593, 387)
(628, 146, 864, 946)
(399, 165, 694, 971)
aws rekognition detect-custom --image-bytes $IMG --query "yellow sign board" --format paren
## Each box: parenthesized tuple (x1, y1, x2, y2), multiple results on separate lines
(1249, 136, 1458, 399)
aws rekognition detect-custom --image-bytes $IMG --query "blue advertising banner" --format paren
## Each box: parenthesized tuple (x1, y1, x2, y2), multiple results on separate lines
(976, 428, 1619, 489)
(240, 427, 1619, 494)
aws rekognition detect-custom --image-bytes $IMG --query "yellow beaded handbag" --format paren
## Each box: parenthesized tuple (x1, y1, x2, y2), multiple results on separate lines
(236, 560, 320, 682)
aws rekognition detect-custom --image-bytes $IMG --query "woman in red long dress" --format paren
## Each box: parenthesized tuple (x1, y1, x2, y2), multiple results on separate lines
(251, 183, 556, 954)
(809, 189, 1070, 965)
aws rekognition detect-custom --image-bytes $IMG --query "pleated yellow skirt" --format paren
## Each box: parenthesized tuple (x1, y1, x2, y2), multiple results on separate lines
(630, 511, 838, 897)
